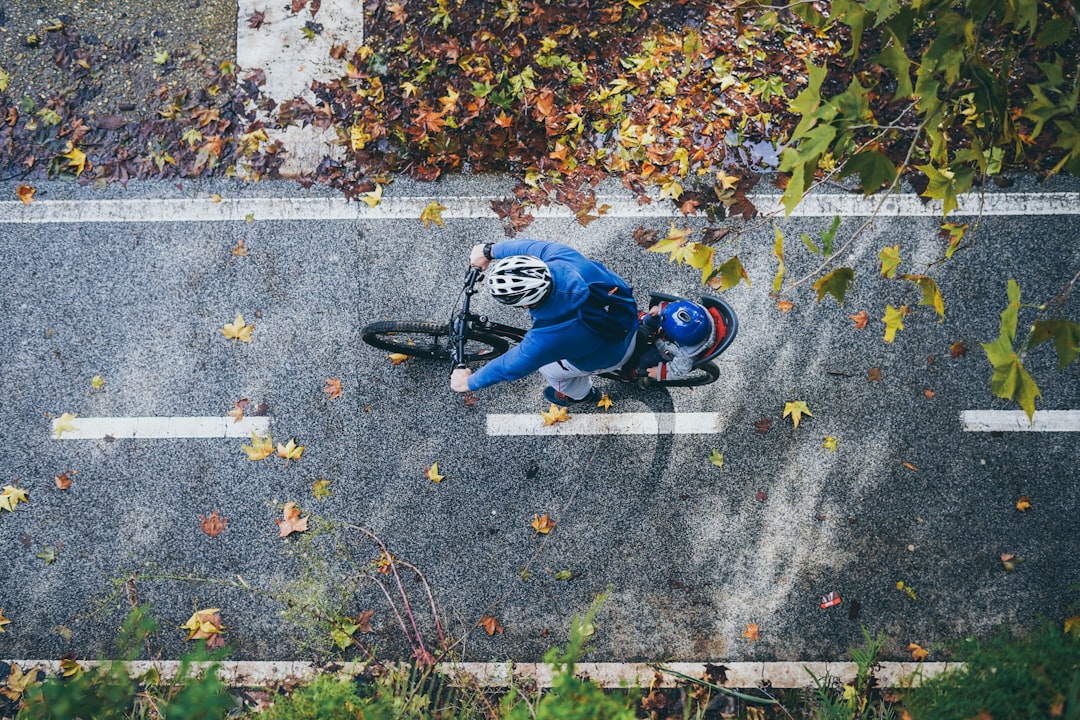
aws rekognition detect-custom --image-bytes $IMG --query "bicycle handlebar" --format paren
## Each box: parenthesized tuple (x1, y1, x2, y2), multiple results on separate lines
(453, 266, 484, 368)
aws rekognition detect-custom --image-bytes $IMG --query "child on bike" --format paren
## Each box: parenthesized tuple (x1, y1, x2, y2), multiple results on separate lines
(637, 300, 717, 381)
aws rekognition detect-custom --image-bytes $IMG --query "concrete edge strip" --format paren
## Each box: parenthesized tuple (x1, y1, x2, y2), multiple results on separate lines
(961, 409, 1080, 432)
(0, 659, 957, 689)
(487, 412, 724, 436)
(2, 192, 1079, 224)
(51, 416, 271, 440)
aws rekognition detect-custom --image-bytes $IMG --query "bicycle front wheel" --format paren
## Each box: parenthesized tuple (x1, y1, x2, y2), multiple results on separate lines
(361, 321, 510, 363)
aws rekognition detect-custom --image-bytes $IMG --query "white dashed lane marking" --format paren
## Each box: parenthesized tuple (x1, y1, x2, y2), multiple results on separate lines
(961, 410, 1080, 432)
(486, 412, 725, 436)
(51, 416, 270, 440)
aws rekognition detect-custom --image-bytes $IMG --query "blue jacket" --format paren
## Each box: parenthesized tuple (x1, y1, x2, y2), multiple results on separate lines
(468, 240, 637, 391)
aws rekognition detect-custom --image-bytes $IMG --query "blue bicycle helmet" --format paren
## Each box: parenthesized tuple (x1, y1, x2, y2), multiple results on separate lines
(660, 301, 711, 346)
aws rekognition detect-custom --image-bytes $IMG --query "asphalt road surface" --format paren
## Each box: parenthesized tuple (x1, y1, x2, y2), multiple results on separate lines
(0, 176, 1078, 666)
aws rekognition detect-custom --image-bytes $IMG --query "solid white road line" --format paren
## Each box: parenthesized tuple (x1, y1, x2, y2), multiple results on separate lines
(0, 659, 956, 688)
(487, 412, 725, 436)
(961, 409, 1080, 432)
(51, 416, 270, 440)
(2, 191, 1079, 224)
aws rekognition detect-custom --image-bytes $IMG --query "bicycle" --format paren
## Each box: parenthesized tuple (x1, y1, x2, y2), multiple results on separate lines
(361, 266, 739, 388)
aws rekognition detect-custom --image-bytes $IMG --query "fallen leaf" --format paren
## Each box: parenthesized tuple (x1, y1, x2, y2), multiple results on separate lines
(822, 436, 838, 452)
(90, 375, 105, 390)
(425, 462, 445, 483)
(277, 438, 305, 464)
(531, 513, 556, 534)
(241, 432, 274, 461)
(54, 412, 79, 438)
(1064, 615, 1080, 636)
(554, 570, 573, 581)
(356, 609, 375, 633)
(949, 341, 968, 358)
(717, 169, 740, 190)
(222, 312, 254, 342)
(541, 403, 570, 426)
(753, 417, 771, 434)
(210, 193, 223, 203)
(420, 201, 447, 228)
(783, 400, 812, 429)
(59, 658, 82, 678)
(1000, 553, 1023, 571)
(0, 485, 29, 513)
(755, 489, 768, 503)
(597, 392, 613, 411)
(708, 449, 724, 470)
(463, 392, 478, 407)
(387, 353, 411, 365)
(0, 663, 39, 702)
(199, 510, 228, 537)
(180, 608, 226, 649)
(849, 311, 869, 329)
(361, 184, 384, 208)
(478, 615, 503, 635)
(907, 642, 929, 661)
(231, 239, 249, 257)
(1016, 495, 1032, 512)
(896, 581, 917, 601)
(17, 185, 35, 204)
(54, 471, 74, 490)
(776, 300, 794, 314)
(62, 144, 87, 176)
(275, 502, 309, 537)
(902, 462, 919, 472)
(323, 378, 343, 400)
(868, 367, 882, 382)
(742, 623, 759, 642)
(36, 546, 58, 565)
(226, 404, 244, 423)
(313, 479, 332, 500)
(0, 610, 10, 633)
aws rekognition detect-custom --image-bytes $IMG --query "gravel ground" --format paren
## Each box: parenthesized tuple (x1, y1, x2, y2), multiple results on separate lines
(0, 0, 236, 117)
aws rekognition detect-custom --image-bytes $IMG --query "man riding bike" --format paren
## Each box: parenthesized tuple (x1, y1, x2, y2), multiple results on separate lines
(449, 240, 638, 406)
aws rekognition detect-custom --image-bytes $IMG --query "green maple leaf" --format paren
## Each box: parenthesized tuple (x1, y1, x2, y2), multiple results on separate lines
(841, 149, 897, 194)
(902, 274, 945, 319)
(982, 335, 1041, 422)
(1029, 319, 1080, 370)
(708, 449, 724, 471)
(812, 267, 855, 305)
(312, 479, 333, 501)
(879, 244, 902, 279)
(709, 255, 751, 291)
(882, 304, 906, 343)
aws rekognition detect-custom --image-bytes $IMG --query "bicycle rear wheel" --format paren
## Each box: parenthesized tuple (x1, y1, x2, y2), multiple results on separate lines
(361, 321, 510, 363)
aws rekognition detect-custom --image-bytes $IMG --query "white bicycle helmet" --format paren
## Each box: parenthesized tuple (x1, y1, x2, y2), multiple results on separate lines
(487, 255, 552, 307)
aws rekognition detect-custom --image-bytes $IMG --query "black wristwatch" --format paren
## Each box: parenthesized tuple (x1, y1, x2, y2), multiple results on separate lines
(482, 242, 495, 260)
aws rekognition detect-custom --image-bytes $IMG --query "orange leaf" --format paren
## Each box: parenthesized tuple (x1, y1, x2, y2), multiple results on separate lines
(387, 353, 411, 365)
(531, 513, 556, 534)
(924, 389, 936, 399)
(776, 300, 794, 314)
(742, 623, 759, 642)
(54, 471, 74, 490)
(17, 185, 35, 204)
(1016, 495, 1032, 512)
(324, 378, 343, 400)
(275, 502, 309, 537)
(478, 615, 503, 635)
(902, 462, 919, 472)
(199, 509, 228, 537)
(868, 367, 883, 382)
(907, 642, 929, 661)
(849, 310, 869, 329)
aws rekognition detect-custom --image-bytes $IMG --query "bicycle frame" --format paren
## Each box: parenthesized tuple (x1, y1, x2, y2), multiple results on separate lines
(450, 267, 526, 368)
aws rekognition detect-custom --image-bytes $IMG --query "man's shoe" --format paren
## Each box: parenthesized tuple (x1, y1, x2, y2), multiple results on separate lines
(543, 386, 603, 407)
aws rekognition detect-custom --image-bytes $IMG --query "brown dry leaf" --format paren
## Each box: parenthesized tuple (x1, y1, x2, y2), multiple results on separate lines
(950, 341, 968, 358)
(742, 623, 760, 642)
(478, 615, 503, 635)
(355, 609, 375, 633)
(226, 403, 244, 423)
(54, 471, 74, 490)
(902, 462, 919, 472)
(776, 300, 794, 314)
(633, 226, 661, 248)
(17, 185, 35, 204)
(0, 609, 11, 633)
(199, 510, 228, 537)
(755, 489, 768, 503)
(387, 353, 411, 365)
(753, 417, 771, 434)
(231, 239, 249, 257)
(868, 367, 883, 382)
(275, 502, 309, 537)
(907, 642, 929, 661)
(323, 378, 343, 400)
(541, 403, 570, 426)
(531, 513, 556, 534)
(849, 310, 869, 329)
(1016, 495, 1033, 512)
(463, 392, 479, 407)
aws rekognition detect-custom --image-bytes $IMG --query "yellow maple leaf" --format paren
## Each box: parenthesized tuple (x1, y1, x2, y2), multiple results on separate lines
(54, 412, 79, 438)
(0, 485, 29, 513)
(717, 169, 739, 190)
(597, 392, 613, 411)
(241, 431, 274, 461)
(425, 462, 445, 483)
(361, 183, 384, 208)
(541, 403, 570, 426)
(1015, 495, 1032, 512)
(420, 201, 447, 228)
(822, 436, 838, 452)
(626, 0, 650, 8)
(62, 144, 87, 176)
(60, 658, 83, 678)
(323, 378, 343, 400)
(783, 400, 812, 430)
(882, 305, 906, 343)
(648, 222, 693, 257)
(0, 662, 39, 702)
(222, 312, 254, 342)
(277, 438, 305, 464)
(531, 513, 556, 534)
(0, 609, 11, 633)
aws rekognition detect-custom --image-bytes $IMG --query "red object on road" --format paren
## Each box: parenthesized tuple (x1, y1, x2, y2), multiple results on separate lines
(820, 591, 842, 609)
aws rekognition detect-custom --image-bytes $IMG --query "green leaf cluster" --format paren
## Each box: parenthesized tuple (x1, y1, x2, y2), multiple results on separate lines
(981, 280, 1041, 421)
